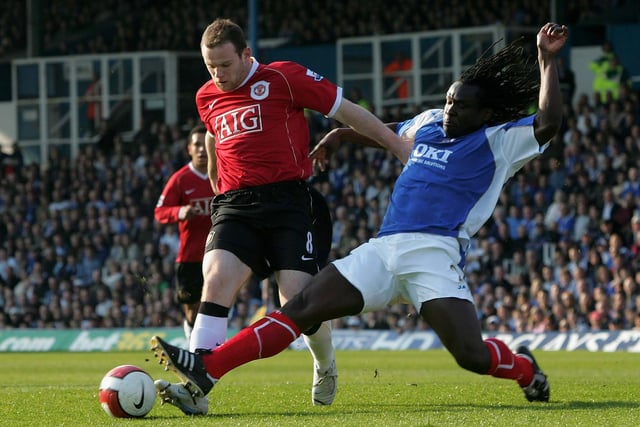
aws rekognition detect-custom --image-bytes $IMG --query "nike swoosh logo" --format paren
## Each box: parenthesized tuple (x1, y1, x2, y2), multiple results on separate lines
(301, 255, 314, 261)
(185, 189, 196, 195)
(133, 383, 145, 409)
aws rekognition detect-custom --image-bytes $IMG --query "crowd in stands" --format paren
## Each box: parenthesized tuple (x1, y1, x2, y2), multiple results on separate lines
(3, 67, 640, 334)
(1, 1, 638, 58)
(2, 1, 640, 335)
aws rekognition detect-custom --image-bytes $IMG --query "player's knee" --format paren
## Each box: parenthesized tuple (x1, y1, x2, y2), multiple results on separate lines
(456, 357, 485, 374)
(175, 288, 196, 305)
(302, 323, 321, 336)
(281, 293, 320, 329)
(453, 350, 489, 374)
(282, 292, 310, 316)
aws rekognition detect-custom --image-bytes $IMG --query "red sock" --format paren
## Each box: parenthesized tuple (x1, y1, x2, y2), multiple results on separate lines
(484, 338, 533, 387)
(201, 311, 301, 379)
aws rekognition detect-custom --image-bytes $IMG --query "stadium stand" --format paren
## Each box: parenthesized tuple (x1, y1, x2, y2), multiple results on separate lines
(2, 0, 626, 58)
(1, 1, 640, 335)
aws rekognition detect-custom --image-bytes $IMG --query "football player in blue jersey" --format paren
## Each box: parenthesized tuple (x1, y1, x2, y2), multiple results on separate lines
(151, 22, 568, 404)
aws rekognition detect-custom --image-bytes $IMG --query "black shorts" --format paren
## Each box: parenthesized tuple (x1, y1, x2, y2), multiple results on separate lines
(204, 181, 331, 279)
(175, 262, 204, 304)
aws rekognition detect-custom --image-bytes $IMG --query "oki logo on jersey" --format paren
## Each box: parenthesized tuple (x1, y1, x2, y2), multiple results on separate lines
(410, 143, 453, 165)
(215, 104, 263, 142)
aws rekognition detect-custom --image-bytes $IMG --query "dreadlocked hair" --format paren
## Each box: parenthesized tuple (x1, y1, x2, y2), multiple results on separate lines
(459, 36, 540, 125)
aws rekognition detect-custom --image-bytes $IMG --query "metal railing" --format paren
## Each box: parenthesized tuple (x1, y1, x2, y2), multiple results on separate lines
(337, 24, 539, 117)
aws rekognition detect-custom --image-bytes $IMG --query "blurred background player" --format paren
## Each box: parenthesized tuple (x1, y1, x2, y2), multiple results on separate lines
(154, 124, 214, 341)
(153, 124, 215, 415)
(153, 17, 406, 415)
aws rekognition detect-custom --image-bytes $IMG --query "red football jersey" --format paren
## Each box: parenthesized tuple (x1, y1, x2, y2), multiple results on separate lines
(196, 60, 342, 193)
(154, 163, 215, 263)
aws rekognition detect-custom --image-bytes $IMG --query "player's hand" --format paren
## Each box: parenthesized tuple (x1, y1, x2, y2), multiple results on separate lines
(178, 205, 196, 221)
(537, 23, 568, 55)
(310, 128, 341, 172)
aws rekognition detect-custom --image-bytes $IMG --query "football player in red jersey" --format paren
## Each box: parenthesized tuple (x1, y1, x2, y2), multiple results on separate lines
(153, 18, 406, 415)
(154, 124, 214, 340)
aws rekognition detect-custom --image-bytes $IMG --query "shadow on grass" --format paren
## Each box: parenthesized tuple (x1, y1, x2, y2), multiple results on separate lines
(549, 400, 640, 410)
(356, 400, 640, 411)
(147, 399, 640, 420)
(382, 400, 640, 412)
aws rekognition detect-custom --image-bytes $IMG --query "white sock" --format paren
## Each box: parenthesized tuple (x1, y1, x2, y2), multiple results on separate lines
(183, 319, 193, 341)
(189, 313, 228, 352)
(303, 320, 335, 372)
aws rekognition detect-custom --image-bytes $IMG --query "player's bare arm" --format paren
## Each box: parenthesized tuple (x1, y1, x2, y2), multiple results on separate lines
(332, 98, 412, 163)
(310, 125, 393, 172)
(310, 115, 406, 171)
(533, 23, 568, 144)
(205, 131, 219, 195)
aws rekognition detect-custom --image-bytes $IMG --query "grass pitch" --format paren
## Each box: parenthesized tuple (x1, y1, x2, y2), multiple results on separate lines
(0, 349, 639, 426)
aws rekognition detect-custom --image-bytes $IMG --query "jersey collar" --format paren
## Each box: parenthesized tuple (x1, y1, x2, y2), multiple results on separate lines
(238, 58, 260, 89)
(188, 162, 208, 180)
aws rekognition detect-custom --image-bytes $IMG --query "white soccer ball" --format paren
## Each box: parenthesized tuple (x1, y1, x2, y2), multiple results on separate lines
(99, 365, 156, 418)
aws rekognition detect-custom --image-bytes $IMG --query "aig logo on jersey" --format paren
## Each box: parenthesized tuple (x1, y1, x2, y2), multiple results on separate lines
(191, 197, 213, 216)
(305, 69, 323, 81)
(250, 81, 270, 100)
(215, 104, 263, 142)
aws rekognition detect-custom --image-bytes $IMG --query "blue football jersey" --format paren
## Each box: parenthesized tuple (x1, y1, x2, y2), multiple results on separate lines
(377, 109, 548, 245)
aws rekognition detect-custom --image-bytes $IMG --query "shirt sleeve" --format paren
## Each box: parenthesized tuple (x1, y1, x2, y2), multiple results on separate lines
(491, 115, 547, 177)
(276, 61, 342, 117)
(397, 109, 444, 140)
(154, 174, 183, 223)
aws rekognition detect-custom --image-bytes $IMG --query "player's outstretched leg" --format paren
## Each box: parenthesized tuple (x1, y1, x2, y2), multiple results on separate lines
(151, 335, 216, 397)
(154, 379, 209, 415)
(516, 346, 550, 402)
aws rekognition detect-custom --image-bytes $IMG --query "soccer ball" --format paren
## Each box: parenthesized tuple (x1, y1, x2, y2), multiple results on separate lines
(99, 365, 156, 418)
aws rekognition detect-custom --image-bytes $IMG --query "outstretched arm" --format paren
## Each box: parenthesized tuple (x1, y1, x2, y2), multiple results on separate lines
(310, 122, 398, 171)
(534, 22, 569, 144)
(331, 98, 412, 163)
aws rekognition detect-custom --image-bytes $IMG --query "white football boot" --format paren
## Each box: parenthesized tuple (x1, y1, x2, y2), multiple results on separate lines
(155, 379, 209, 415)
(312, 359, 338, 405)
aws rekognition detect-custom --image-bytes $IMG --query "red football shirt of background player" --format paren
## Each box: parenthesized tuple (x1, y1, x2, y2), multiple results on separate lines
(154, 140, 215, 263)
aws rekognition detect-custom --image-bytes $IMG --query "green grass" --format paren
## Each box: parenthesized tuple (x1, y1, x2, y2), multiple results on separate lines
(0, 349, 639, 426)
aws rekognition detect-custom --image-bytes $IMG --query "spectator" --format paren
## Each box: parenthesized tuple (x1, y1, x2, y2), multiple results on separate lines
(589, 41, 616, 102)
(0, 140, 24, 178)
(83, 73, 101, 136)
(556, 56, 575, 106)
(544, 189, 566, 228)
(601, 188, 621, 223)
(348, 87, 372, 112)
(384, 51, 413, 99)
